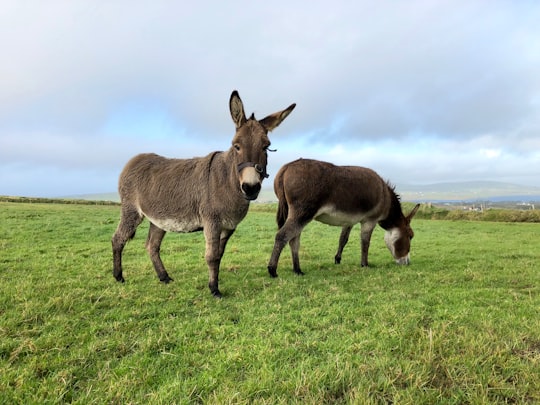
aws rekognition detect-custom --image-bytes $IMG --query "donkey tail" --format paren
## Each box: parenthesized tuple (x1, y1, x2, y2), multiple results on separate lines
(276, 197, 289, 229)
(274, 167, 289, 229)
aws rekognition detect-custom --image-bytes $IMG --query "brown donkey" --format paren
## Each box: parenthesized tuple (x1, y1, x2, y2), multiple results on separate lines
(112, 91, 295, 297)
(267, 158, 420, 277)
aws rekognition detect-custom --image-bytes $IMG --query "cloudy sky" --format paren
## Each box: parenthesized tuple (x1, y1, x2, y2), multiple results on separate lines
(1, 1, 539, 197)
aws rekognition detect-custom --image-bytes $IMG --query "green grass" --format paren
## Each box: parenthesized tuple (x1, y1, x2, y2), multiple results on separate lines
(1, 202, 539, 404)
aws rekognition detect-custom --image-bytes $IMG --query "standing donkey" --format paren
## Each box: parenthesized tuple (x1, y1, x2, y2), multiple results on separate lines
(112, 91, 295, 297)
(267, 158, 420, 277)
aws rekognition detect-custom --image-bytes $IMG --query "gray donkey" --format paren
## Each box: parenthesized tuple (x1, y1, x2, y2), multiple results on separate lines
(112, 91, 295, 297)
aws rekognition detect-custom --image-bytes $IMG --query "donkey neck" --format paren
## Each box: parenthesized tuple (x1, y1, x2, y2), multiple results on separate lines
(207, 150, 234, 183)
(378, 186, 405, 230)
(208, 149, 247, 198)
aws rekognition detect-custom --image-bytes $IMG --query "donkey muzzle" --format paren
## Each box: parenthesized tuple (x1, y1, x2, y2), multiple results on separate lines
(241, 182, 261, 200)
(238, 162, 267, 200)
(395, 255, 410, 265)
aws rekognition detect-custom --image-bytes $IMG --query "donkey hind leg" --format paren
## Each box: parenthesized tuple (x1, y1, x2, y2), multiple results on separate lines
(335, 226, 352, 264)
(289, 235, 304, 275)
(112, 207, 144, 282)
(360, 221, 376, 267)
(204, 226, 234, 298)
(146, 222, 173, 283)
(267, 217, 307, 278)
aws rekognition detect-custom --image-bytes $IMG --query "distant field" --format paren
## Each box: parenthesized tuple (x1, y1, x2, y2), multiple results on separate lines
(1, 202, 539, 404)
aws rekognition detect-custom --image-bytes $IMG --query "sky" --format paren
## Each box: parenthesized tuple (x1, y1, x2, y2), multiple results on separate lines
(1, 0, 540, 197)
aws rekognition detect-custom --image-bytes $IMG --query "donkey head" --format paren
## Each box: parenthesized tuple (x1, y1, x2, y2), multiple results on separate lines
(229, 90, 296, 200)
(384, 203, 420, 265)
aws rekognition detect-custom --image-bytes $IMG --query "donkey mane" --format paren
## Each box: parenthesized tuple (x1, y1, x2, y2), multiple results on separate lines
(207, 151, 222, 171)
(378, 182, 404, 230)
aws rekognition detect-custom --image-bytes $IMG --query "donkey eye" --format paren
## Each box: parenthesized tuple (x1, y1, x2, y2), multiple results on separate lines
(233, 144, 241, 152)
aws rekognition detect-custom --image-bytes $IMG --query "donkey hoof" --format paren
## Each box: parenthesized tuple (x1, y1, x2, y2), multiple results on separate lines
(114, 274, 125, 283)
(159, 275, 174, 284)
(294, 270, 305, 276)
(334, 256, 341, 264)
(267, 266, 278, 278)
(212, 290, 223, 299)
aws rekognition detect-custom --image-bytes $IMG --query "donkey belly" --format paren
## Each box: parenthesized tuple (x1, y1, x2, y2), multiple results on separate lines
(143, 212, 242, 233)
(314, 205, 373, 227)
(145, 214, 203, 233)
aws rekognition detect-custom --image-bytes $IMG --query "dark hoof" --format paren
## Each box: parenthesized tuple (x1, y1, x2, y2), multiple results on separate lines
(212, 290, 223, 299)
(268, 266, 278, 278)
(159, 275, 174, 284)
(334, 256, 341, 264)
(114, 274, 125, 283)
(294, 270, 305, 276)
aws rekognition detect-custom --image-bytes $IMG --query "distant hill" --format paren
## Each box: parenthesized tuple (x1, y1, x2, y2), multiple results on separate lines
(65, 192, 121, 202)
(398, 181, 540, 202)
(253, 188, 277, 203)
(64, 181, 540, 204)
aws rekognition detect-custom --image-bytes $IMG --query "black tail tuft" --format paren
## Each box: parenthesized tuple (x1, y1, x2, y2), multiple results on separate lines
(276, 198, 288, 229)
(274, 171, 288, 229)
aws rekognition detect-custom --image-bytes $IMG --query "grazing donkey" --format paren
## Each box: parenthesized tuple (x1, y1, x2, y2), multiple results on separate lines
(267, 158, 420, 277)
(112, 91, 295, 297)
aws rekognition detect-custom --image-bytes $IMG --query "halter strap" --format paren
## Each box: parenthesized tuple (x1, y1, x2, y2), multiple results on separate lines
(237, 162, 269, 178)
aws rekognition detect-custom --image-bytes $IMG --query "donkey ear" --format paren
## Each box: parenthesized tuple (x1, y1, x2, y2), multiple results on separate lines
(407, 203, 421, 221)
(259, 103, 296, 131)
(230, 90, 247, 129)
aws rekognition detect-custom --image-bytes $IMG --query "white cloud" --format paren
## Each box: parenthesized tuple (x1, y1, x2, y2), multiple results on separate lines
(480, 149, 501, 159)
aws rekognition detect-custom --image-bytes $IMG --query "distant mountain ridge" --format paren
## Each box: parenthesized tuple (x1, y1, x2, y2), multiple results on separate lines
(66, 192, 121, 202)
(398, 181, 540, 202)
(66, 181, 540, 203)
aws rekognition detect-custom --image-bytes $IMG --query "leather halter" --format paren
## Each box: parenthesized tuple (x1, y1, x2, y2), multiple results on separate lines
(237, 162, 269, 178)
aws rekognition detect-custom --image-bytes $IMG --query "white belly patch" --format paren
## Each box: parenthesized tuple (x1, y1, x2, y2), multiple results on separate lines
(146, 215, 202, 233)
(313, 204, 374, 227)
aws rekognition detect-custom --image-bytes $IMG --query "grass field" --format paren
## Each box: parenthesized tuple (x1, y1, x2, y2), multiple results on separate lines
(1, 202, 539, 404)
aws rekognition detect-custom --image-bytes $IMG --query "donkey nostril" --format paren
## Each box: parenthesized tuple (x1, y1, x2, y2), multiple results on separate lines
(242, 183, 261, 198)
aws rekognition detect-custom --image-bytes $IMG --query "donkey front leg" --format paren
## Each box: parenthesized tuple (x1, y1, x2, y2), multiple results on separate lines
(359, 222, 376, 267)
(204, 227, 234, 298)
(112, 206, 144, 282)
(218, 229, 235, 258)
(146, 223, 173, 283)
(335, 226, 352, 264)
